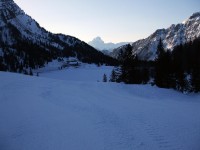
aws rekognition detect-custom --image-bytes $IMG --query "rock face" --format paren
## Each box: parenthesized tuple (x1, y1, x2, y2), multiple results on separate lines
(111, 12, 200, 61)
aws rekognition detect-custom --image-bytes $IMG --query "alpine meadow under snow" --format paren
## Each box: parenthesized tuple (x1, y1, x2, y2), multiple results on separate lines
(0, 0, 200, 150)
(0, 67, 200, 150)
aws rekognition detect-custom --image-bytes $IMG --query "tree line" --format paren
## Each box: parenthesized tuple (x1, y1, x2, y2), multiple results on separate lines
(109, 38, 200, 93)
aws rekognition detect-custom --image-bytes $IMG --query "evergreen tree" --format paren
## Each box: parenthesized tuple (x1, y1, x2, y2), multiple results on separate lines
(0, 56, 6, 71)
(29, 68, 33, 76)
(119, 44, 135, 84)
(103, 74, 107, 82)
(24, 70, 28, 75)
(191, 68, 200, 93)
(155, 39, 165, 87)
(172, 44, 189, 92)
(110, 69, 116, 82)
(190, 38, 200, 92)
(141, 68, 150, 84)
(155, 39, 172, 88)
(113, 67, 122, 83)
(19, 62, 23, 73)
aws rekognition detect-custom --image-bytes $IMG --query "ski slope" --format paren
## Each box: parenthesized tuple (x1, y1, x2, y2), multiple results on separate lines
(0, 69, 200, 150)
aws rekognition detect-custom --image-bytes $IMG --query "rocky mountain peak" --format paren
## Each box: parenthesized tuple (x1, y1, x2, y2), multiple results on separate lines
(111, 12, 200, 61)
(88, 37, 129, 51)
(189, 12, 200, 20)
(94, 36, 104, 42)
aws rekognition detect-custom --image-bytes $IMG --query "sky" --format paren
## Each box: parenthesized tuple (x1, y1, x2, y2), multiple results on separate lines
(14, 0, 200, 43)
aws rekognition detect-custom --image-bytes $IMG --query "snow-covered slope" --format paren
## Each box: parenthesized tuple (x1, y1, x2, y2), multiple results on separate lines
(35, 62, 113, 82)
(111, 12, 200, 60)
(88, 37, 129, 51)
(0, 0, 65, 47)
(0, 70, 200, 150)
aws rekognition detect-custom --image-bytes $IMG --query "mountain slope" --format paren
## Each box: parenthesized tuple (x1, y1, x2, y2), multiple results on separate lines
(111, 12, 200, 60)
(88, 37, 129, 51)
(0, 0, 117, 73)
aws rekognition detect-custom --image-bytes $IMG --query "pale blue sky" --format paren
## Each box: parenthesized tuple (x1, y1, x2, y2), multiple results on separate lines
(15, 0, 199, 43)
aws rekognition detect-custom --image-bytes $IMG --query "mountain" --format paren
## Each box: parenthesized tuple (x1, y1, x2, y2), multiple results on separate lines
(88, 36, 129, 51)
(111, 12, 200, 61)
(0, 0, 117, 73)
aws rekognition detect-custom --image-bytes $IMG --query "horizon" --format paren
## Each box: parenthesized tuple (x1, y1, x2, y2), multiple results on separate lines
(14, 0, 200, 43)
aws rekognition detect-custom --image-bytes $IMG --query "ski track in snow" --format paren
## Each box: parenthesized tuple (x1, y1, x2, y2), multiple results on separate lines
(0, 68, 200, 150)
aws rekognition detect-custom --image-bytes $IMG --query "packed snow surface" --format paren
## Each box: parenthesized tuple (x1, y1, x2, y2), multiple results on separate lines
(0, 67, 200, 150)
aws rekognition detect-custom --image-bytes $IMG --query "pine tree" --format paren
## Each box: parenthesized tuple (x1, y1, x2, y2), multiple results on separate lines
(19, 62, 23, 73)
(191, 38, 200, 92)
(191, 65, 200, 93)
(24, 70, 28, 75)
(172, 44, 188, 92)
(103, 74, 107, 82)
(110, 69, 116, 82)
(141, 68, 150, 84)
(155, 39, 172, 88)
(0, 56, 6, 71)
(113, 67, 122, 83)
(29, 68, 33, 76)
(156, 38, 165, 58)
(119, 44, 134, 84)
(155, 39, 165, 87)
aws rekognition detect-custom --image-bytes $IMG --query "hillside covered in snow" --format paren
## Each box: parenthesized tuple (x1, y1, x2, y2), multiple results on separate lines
(0, 68, 200, 150)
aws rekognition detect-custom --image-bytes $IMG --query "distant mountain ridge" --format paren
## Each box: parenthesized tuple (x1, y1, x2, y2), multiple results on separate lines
(88, 37, 129, 51)
(0, 0, 116, 73)
(111, 12, 200, 60)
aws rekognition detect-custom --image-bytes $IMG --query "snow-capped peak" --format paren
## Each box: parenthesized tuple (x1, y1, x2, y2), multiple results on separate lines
(88, 37, 129, 51)
(182, 12, 200, 24)
(189, 12, 200, 19)
(111, 12, 200, 61)
(93, 36, 104, 43)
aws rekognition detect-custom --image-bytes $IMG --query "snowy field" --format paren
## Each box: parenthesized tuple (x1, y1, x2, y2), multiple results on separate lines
(38, 64, 113, 82)
(0, 66, 200, 150)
